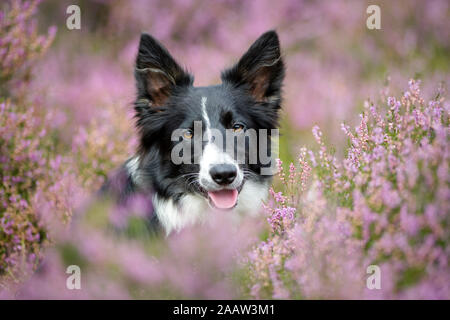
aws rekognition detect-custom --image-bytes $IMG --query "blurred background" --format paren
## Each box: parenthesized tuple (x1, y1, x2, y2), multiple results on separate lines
(34, 0, 450, 165)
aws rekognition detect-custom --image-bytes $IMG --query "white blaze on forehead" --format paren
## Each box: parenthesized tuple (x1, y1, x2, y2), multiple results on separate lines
(201, 96, 212, 142)
(198, 96, 243, 191)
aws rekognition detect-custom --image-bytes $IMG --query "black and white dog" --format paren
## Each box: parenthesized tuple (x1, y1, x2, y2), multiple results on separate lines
(103, 30, 285, 235)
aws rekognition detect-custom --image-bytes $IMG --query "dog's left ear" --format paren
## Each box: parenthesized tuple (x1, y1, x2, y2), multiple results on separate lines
(135, 33, 193, 107)
(221, 30, 285, 104)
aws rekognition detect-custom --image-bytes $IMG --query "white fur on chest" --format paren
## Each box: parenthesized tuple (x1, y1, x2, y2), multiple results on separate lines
(126, 156, 269, 235)
(153, 193, 208, 235)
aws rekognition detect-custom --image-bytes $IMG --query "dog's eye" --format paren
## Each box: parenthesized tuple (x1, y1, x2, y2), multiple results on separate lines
(183, 129, 193, 139)
(232, 123, 244, 133)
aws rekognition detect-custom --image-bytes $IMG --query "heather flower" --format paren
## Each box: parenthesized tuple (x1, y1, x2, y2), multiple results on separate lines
(0, 0, 56, 96)
(0, 1, 68, 285)
(246, 79, 449, 299)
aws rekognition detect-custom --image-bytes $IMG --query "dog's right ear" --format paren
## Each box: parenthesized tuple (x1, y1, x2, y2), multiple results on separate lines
(221, 31, 284, 105)
(135, 33, 193, 107)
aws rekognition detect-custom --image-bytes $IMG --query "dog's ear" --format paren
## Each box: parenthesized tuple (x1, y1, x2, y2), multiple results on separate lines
(135, 33, 193, 107)
(221, 30, 285, 104)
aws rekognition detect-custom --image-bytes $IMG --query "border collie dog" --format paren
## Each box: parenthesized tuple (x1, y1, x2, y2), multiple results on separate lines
(103, 30, 285, 235)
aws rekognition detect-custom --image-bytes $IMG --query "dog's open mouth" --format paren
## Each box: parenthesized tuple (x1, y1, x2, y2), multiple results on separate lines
(207, 189, 238, 210)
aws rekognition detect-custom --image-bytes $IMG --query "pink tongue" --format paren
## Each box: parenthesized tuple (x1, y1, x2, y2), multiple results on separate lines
(208, 189, 238, 209)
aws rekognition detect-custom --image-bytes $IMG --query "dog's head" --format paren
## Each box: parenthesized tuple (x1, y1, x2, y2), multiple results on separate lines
(133, 31, 285, 210)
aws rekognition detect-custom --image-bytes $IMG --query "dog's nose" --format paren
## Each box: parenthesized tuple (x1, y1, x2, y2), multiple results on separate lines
(210, 164, 237, 185)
